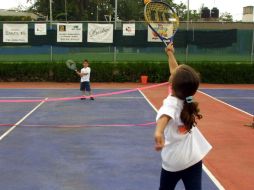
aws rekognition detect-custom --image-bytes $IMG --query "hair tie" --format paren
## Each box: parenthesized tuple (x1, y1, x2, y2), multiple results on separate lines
(186, 96, 193, 103)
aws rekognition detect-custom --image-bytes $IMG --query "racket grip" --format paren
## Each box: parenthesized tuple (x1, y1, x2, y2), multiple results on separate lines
(163, 40, 168, 47)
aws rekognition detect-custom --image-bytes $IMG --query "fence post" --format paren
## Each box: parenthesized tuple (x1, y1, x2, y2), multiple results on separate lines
(185, 0, 190, 64)
(49, 0, 53, 62)
(113, 0, 118, 63)
(251, 29, 254, 64)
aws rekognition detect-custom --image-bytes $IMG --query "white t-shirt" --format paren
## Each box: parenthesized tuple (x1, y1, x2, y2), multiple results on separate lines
(80, 67, 91, 82)
(156, 95, 212, 172)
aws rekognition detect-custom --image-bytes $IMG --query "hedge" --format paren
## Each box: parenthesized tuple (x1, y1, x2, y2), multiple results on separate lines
(0, 61, 253, 84)
(0, 16, 32, 21)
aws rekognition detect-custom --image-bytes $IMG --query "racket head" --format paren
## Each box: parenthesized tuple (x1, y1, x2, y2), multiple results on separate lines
(144, 1, 179, 45)
(66, 59, 77, 71)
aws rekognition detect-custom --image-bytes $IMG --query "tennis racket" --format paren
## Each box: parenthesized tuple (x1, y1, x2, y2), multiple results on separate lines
(144, 1, 179, 46)
(66, 60, 77, 71)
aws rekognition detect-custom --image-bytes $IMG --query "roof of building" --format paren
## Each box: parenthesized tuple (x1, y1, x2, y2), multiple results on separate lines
(0, 9, 41, 20)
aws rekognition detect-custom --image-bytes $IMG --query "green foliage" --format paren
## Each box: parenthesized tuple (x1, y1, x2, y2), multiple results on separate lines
(26, 0, 235, 22)
(219, 12, 233, 22)
(117, 0, 144, 21)
(188, 62, 254, 83)
(0, 62, 55, 81)
(0, 61, 253, 84)
(28, 0, 201, 21)
(30, 0, 121, 21)
(0, 16, 32, 21)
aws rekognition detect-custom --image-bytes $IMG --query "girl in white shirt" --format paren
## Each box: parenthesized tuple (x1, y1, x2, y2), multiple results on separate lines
(154, 43, 212, 190)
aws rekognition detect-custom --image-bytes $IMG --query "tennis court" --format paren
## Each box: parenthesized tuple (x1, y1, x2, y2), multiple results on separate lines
(144, 83, 254, 190)
(0, 82, 253, 190)
(199, 88, 254, 115)
(0, 0, 253, 189)
(0, 83, 222, 190)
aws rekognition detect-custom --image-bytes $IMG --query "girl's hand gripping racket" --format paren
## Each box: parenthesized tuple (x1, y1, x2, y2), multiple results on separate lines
(144, 1, 179, 46)
(66, 60, 77, 71)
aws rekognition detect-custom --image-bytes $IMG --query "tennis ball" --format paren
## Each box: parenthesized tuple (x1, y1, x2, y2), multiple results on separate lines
(144, 0, 151, 4)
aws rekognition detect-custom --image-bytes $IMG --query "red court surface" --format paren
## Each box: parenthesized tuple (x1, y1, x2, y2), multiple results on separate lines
(0, 82, 254, 190)
(142, 83, 254, 190)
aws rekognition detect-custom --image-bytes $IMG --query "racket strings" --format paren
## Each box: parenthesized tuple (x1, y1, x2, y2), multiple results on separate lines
(146, 4, 170, 22)
(146, 4, 177, 22)
(66, 60, 77, 71)
(145, 3, 179, 34)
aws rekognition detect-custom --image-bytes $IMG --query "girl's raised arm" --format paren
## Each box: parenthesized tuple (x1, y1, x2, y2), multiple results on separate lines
(165, 43, 178, 76)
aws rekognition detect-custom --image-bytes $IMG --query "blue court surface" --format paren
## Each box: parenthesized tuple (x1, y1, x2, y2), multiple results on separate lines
(0, 89, 219, 190)
(199, 89, 254, 115)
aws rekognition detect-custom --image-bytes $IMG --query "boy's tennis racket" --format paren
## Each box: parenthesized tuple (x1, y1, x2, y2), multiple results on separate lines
(66, 60, 77, 71)
(144, 1, 179, 46)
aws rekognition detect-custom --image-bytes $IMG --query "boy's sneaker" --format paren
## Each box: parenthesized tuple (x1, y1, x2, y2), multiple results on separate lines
(90, 97, 94, 100)
(80, 97, 86, 100)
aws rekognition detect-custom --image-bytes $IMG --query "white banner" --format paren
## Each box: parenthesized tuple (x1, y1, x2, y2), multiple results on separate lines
(3, 24, 28, 43)
(57, 23, 83, 42)
(35, 23, 47, 35)
(122, 23, 135, 36)
(147, 24, 173, 42)
(87, 23, 113, 43)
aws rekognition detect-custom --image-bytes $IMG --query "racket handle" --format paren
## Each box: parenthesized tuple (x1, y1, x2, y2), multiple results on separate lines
(163, 39, 173, 47)
(163, 40, 168, 47)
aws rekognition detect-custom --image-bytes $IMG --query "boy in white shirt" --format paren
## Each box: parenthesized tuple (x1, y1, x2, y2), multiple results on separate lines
(75, 60, 94, 100)
(154, 43, 212, 190)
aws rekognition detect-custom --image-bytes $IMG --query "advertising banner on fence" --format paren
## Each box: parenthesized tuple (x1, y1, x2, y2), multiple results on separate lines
(122, 23, 135, 36)
(3, 24, 28, 43)
(34, 23, 47, 35)
(87, 23, 113, 43)
(147, 23, 173, 42)
(57, 23, 83, 42)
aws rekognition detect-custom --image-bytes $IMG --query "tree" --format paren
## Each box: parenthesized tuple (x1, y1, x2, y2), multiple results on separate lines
(28, 0, 200, 21)
(29, 0, 87, 21)
(189, 10, 200, 21)
(117, 0, 144, 21)
(161, 0, 200, 21)
(219, 12, 233, 22)
(88, 0, 114, 21)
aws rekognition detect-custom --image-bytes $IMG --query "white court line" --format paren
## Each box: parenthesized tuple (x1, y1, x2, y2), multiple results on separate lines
(138, 89, 225, 190)
(198, 90, 253, 117)
(0, 98, 48, 141)
(202, 165, 225, 190)
(215, 97, 254, 100)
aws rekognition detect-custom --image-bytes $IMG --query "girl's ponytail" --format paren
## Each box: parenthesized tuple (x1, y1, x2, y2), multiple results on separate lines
(171, 64, 202, 132)
(180, 100, 202, 132)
